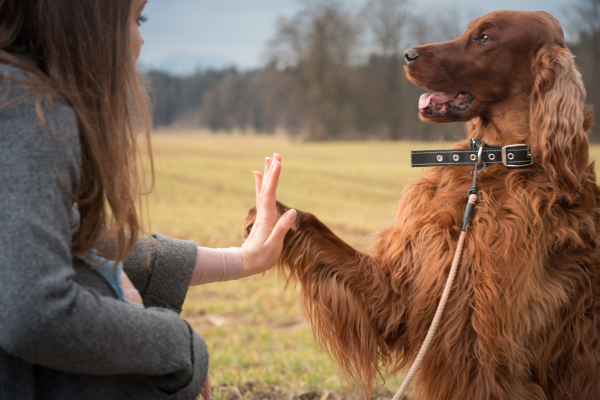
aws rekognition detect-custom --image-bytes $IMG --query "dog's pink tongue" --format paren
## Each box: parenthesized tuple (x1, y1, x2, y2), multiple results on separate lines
(419, 91, 460, 110)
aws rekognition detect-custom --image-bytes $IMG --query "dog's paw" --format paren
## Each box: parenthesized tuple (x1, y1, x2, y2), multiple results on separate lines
(241, 201, 296, 239)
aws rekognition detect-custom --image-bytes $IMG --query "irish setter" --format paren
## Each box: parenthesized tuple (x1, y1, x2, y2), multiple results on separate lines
(243, 11, 598, 400)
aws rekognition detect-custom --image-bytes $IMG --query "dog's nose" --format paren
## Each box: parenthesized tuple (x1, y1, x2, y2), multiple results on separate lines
(404, 48, 420, 65)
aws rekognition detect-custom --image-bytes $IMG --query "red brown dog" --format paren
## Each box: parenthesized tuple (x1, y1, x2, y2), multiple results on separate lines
(244, 11, 598, 400)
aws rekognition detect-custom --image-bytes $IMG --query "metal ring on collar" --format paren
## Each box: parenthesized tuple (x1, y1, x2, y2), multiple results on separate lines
(477, 144, 484, 167)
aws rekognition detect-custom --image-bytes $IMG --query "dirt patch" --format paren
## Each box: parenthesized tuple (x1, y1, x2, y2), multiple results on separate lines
(212, 383, 407, 400)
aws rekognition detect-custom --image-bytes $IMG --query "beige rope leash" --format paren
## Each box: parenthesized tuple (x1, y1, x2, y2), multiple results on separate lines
(392, 193, 478, 400)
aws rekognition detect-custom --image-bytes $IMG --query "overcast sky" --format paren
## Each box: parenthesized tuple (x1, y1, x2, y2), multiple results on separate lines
(138, 0, 572, 75)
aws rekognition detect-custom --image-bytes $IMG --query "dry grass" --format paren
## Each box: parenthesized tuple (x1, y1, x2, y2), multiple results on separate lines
(146, 130, 600, 399)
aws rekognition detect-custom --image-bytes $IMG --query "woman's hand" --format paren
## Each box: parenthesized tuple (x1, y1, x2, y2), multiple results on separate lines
(240, 154, 296, 278)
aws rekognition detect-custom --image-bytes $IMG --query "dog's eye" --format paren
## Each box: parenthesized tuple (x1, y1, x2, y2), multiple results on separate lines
(477, 34, 493, 44)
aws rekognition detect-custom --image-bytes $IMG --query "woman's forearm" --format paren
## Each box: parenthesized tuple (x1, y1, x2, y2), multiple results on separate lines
(190, 247, 243, 285)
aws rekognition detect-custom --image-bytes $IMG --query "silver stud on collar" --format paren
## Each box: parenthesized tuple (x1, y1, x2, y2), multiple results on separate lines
(470, 154, 476, 161)
(453, 155, 459, 162)
(488, 153, 496, 161)
(437, 155, 443, 162)
(507, 153, 514, 160)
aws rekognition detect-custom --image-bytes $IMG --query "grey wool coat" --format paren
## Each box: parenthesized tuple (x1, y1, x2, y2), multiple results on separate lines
(0, 64, 208, 399)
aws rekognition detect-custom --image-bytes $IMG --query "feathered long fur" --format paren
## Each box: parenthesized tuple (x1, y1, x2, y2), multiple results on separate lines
(244, 11, 599, 400)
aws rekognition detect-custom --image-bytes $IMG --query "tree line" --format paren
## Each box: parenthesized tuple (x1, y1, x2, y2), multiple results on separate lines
(146, 0, 600, 141)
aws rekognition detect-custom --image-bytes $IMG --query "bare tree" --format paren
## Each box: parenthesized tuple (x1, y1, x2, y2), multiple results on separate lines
(571, 0, 600, 60)
(150, 0, 600, 142)
(267, 14, 309, 70)
(434, 4, 477, 43)
(362, 0, 410, 57)
(406, 4, 476, 46)
(266, 0, 361, 139)
(360, 0, 411, 139)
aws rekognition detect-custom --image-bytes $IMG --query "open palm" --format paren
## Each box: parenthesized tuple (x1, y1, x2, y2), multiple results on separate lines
(240, 154, 296, 277)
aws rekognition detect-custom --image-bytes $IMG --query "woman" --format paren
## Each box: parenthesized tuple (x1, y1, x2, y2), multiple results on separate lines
(0, 0, 296, 399)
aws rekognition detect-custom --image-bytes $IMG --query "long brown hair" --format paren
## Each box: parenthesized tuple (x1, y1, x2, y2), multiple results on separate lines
(0, 0, 152, 261)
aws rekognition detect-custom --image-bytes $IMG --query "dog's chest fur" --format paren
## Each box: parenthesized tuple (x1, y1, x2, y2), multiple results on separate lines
(383, 163, 600, 398)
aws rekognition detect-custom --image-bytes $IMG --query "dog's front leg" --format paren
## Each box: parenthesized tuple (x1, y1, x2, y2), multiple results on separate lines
(242, 202, 407, 398)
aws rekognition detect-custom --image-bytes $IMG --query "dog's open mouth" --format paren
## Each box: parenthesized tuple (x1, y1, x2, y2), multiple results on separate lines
(418, 91, 476, 115)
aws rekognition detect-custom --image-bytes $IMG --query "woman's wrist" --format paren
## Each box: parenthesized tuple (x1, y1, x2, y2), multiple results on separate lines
(239, 245, 258, 278)
(191, 247, 243, 285)
(240, 244, 278, 278)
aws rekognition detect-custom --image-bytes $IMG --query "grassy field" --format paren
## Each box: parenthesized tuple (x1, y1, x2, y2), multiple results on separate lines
(146, 131, 600, 399)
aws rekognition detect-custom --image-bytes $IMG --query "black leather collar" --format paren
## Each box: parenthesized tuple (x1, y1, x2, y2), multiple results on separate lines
(411, 139, 532, 168)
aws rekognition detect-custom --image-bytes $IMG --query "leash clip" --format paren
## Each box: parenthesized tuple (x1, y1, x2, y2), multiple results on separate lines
(463, 142, 486, 229)
(468, 143, 486, 199)
(476, 142, 484, 167)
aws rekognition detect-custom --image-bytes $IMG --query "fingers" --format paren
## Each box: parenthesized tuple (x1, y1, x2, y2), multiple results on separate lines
(251, 170, 263, 241)
(242, 155, 290, 278)
(263, 154, 280, 183)
(261, 159, 281, 211)
(258, 154, 281, 209)
(257, 157, 272, 208)
(254, 171, 263, 206)
(264, 157, 272, 177)
(253, 153, 282, 233)
(267, 209, 296, 246)
(263, 155, 279, 183)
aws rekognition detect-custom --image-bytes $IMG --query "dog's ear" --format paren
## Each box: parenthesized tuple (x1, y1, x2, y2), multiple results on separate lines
(529, 43, 588, 193)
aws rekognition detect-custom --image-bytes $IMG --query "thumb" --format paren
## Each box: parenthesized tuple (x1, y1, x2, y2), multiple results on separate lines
(268, 209, 297, 245)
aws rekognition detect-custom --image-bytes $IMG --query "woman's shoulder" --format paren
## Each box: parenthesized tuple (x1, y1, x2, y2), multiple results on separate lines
(0, 62, 79, 150)
(0, 62, 81, 184)
(0, 62, 77, 133)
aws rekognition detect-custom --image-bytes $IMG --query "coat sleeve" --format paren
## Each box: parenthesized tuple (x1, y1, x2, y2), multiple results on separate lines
(74, 206, 198, 313)
(0, 79, 206, 397)
(122, 234, 198, 313)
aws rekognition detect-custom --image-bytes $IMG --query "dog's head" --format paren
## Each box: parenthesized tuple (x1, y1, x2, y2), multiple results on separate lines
(405, 10, 593, 192)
